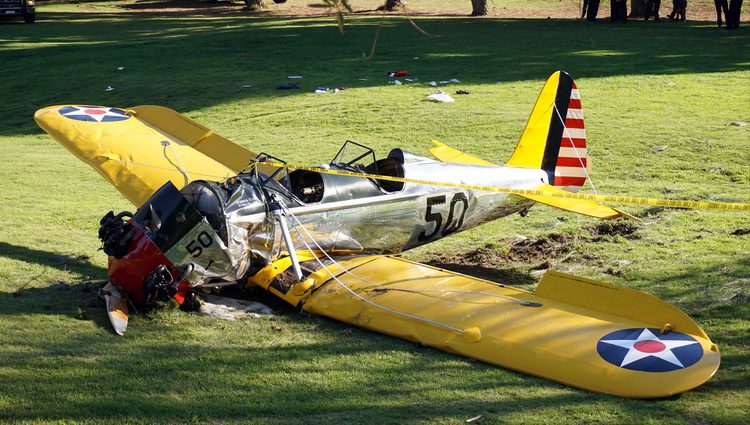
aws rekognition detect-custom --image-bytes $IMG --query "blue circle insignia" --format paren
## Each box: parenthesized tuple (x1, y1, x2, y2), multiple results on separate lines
(58, 106, 131, 122)
(597, 328, 703, 372)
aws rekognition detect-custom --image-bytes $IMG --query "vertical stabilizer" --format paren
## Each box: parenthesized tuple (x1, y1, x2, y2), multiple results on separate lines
(506, 71, 589, 192)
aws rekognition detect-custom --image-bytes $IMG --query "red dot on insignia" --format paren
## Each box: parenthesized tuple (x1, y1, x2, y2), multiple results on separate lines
(84, 109, 107, 115)
(634, 340, 666, 353)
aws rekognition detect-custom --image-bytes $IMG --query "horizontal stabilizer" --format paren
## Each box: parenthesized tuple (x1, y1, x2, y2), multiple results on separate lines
(429, 140, 497, 166)
(520, 183, 635, 220)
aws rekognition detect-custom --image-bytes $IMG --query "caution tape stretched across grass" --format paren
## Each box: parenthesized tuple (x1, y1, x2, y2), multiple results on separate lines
(256, 161, 750, 212)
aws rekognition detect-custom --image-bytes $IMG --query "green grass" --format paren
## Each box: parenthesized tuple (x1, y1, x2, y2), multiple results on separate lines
(1, 3, 749, 424)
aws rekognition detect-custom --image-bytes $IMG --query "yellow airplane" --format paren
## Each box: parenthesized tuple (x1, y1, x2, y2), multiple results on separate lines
(35, 71, 719, 399)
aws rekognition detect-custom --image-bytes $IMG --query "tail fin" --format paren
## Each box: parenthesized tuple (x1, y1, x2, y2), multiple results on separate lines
(506, 71, 589, 192)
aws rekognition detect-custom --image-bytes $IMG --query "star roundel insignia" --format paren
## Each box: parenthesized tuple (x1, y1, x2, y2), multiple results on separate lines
(58, 106, 131, 123)
(597, 328, 703, 372)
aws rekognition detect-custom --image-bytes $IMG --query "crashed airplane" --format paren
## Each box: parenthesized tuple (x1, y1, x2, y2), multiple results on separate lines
(35, 71, 719, 398)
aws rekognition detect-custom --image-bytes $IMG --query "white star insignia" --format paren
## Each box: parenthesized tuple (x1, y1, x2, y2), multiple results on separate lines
(600, 328, 699, 368)
(61, 106, 128, 122)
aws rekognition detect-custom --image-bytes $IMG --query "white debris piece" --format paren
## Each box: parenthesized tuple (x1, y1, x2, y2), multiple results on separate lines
(105, 86, 114, 91)
(389, 80, 403, 85)
(426, 89, 455, 103)
(199, 293, 274, 321)
(449, 78, 460, 83)
(117, 66, 125, 71)
(429, 81, 437, 87)
(288, 75, 303, 79)
(728, 121, 748, 127)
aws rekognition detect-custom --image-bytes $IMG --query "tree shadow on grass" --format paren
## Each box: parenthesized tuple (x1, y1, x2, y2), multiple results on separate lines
(0, 241, 106, 282)
(0, 316, 700, 424)
(1, 12, 747, 136)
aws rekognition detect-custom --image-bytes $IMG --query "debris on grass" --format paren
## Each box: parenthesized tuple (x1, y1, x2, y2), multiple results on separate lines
(466, 415, 482, 423)
(651, 145, 669, 153)
(727, 121, 748, 127)
(731, 228, 750, 236)
(426, 89, 454, 102)
(199, 292, 274, 321)
(387, 70, 409, 78)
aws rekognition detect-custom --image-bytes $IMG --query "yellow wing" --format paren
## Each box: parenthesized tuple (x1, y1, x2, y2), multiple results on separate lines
(35, 105, 268, 207)
(250, 254, 719, 398)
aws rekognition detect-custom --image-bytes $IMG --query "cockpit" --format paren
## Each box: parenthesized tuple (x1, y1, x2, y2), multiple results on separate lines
(287, 141, 405, 204)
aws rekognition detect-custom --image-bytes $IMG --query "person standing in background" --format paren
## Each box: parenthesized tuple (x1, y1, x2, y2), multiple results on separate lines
(587, 0, 601, 20)
(726, 0, 743, 28)
(611, 0, 628, 22)
(667, 0, 687, 20)
(714, 0, 729, 26)
(644, 0, 662, 20)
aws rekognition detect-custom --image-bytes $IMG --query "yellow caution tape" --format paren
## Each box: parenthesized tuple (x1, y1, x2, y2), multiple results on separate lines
(256, 161, 750, 212)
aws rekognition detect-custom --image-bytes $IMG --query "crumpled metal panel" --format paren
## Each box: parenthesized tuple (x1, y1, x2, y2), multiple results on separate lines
(164, 219, 237, 287)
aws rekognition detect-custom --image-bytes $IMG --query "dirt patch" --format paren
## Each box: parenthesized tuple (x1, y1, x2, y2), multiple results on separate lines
(424, 219, 641, 284)
(424, 233, 578, 286)
(589, 220, 640, 240)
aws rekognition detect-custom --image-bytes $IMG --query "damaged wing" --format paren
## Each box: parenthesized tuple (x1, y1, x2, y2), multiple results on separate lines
(251, 255, 719, 398)
(34, 105, 272, 207)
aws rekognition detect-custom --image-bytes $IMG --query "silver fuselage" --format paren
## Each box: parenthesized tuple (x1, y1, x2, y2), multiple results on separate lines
(168, 150, 550, 285)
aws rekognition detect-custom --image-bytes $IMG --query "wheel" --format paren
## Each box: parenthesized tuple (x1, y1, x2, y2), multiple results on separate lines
(23, 13, 35, 24)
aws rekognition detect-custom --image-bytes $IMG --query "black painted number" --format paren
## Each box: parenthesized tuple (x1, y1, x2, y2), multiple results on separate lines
(417, 193, 469, 242)
(418, 195, 445, 242)
(442, 192, 469, 236)
(185, 231, 213, 258)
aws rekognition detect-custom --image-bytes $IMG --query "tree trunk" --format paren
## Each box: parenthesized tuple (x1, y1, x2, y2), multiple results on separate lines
(630, 0, 647, 17)
(471, 0, 488, 16)
(383, 0, 404, 11)
(245, 0, 265, 10)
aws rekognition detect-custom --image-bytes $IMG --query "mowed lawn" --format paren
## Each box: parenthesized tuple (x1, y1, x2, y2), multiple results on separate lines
(0, 3, 749, 424)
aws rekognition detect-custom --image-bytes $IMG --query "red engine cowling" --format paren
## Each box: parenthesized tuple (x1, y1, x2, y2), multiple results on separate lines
(107, 222, 191, 307)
